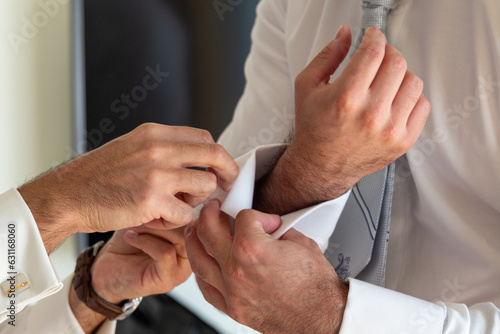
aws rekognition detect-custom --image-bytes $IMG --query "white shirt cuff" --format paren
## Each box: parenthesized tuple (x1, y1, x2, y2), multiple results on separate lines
(12, 275, 116, 334)
(0, 189, 62, 324)
(339, 278, 446, 334)
(211, 144, 350, 252)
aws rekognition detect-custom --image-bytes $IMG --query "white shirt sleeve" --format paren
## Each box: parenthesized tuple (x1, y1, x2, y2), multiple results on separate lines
(1, 275, 116, 334)
(340, 279, 500, 334)
(217, 0, 293, 158)
(0, 189, 62, 326)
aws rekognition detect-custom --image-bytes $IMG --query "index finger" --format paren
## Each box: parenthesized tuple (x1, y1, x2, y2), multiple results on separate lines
(338, 27, 387, 92)
(133, 224, 187, 257)
(137, 123, 216, 144)
(172, 143, 239, 191)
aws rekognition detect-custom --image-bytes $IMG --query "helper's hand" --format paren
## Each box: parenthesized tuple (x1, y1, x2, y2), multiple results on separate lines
(255, 25, 430, 214)
(18, 123, 239, 252)
(70, 225, 191, 333)
(185, 200, 348, 334)
(91, 225, 191, 303)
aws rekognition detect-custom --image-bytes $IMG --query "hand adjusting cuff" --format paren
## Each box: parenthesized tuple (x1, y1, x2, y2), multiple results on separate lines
(72, 241, 142, 320)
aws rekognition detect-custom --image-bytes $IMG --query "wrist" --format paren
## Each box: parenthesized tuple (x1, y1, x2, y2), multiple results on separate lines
(299, 276, 348, 334)
(331, 279, 349, 334)
(284, 137, 361, 189)
(18, 177, 77, 253)
(254, 141, 352, 215)
(86, 242, 127, 304)
(269, 142, 354, 208)
(73, 242, 142, 320)
(91, 257, 126, 305)
(69, 283, 106, 334)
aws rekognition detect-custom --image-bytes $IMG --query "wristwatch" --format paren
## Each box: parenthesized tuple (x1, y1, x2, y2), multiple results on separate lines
(72, 241, 143, 320)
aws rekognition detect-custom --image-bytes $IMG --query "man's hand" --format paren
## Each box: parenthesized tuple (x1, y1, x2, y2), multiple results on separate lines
(18, 123, 239, 252)
(185, 200, 348, 334)
(91, 225, 191, 303)
(255, 25, 430, 214)
(70, 225, 191, 333)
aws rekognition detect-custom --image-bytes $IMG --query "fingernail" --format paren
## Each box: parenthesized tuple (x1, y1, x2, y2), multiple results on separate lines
(335, 24, 344, 40)
(366, 26, 380, 36)
(125, 230, 138, 240)
(222, 182, 233, 192)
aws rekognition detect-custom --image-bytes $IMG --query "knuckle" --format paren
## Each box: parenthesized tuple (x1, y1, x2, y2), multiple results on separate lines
(360, 44, 384, 60)
(362, 108, 384, 131)
(136, 122, 159, 137)
(404, 73, 424, 98)
(144, 167, 165, 186)
(396, 138, 412, 155)
(141, 141, 163, 162)
(421, 96, 431, 113)
(294, 71, 308, 92)
(233, 238, 260, 264)
(136, 184, 157, 208)
(235, 209, 257, 224)
(335, 91, 357, 114)
(190, 261, 207, 280)
(228, 163, 239, 182)
(383, 123, 401, 146)
(208, 143, 226, 163)
(386, 128, 410, 154)
(386, 122, 399, 139)
(408, 73, 424, 91)
(304, 236, 319, 250)
(226, 262, 246, 282)
(390, 53, 407, 73)
(197, 129, 214, 143)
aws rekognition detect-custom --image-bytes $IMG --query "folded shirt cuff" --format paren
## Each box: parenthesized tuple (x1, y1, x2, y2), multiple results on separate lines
(0, 189, 62, 321)
(339, 278, 446, 334)
(211, 144, 350, 252)
(15, 274, 116, 333)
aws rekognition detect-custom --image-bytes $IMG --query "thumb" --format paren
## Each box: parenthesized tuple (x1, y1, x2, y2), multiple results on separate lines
(234, 209, 282, 237)
(300, 24, 352, 86)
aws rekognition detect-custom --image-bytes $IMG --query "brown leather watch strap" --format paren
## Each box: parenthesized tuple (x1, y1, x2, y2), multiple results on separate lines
(72, 241, 126, 320)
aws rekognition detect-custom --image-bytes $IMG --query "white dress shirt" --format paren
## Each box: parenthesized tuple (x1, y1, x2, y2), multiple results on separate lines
(217, 0, 500, 332)
(0, 189, 115, 334)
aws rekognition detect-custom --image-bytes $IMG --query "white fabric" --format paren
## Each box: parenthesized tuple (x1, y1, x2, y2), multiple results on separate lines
(0, 190, 115, 333)
(212, 144, 350, 252)
(0, 189, 62, 327)
(217, 0, 500, 332)
(10, 275, 116, 334)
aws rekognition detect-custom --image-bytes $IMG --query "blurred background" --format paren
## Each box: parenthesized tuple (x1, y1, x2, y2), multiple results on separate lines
(0, 0, 260, 332)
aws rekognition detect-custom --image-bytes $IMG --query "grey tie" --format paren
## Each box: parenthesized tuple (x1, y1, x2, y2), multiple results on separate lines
(325, 0, 399, 287)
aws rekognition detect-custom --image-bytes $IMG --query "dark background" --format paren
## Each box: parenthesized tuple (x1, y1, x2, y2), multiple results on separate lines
(85, 0, 259, 149)
(82, 1, 259, 332)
